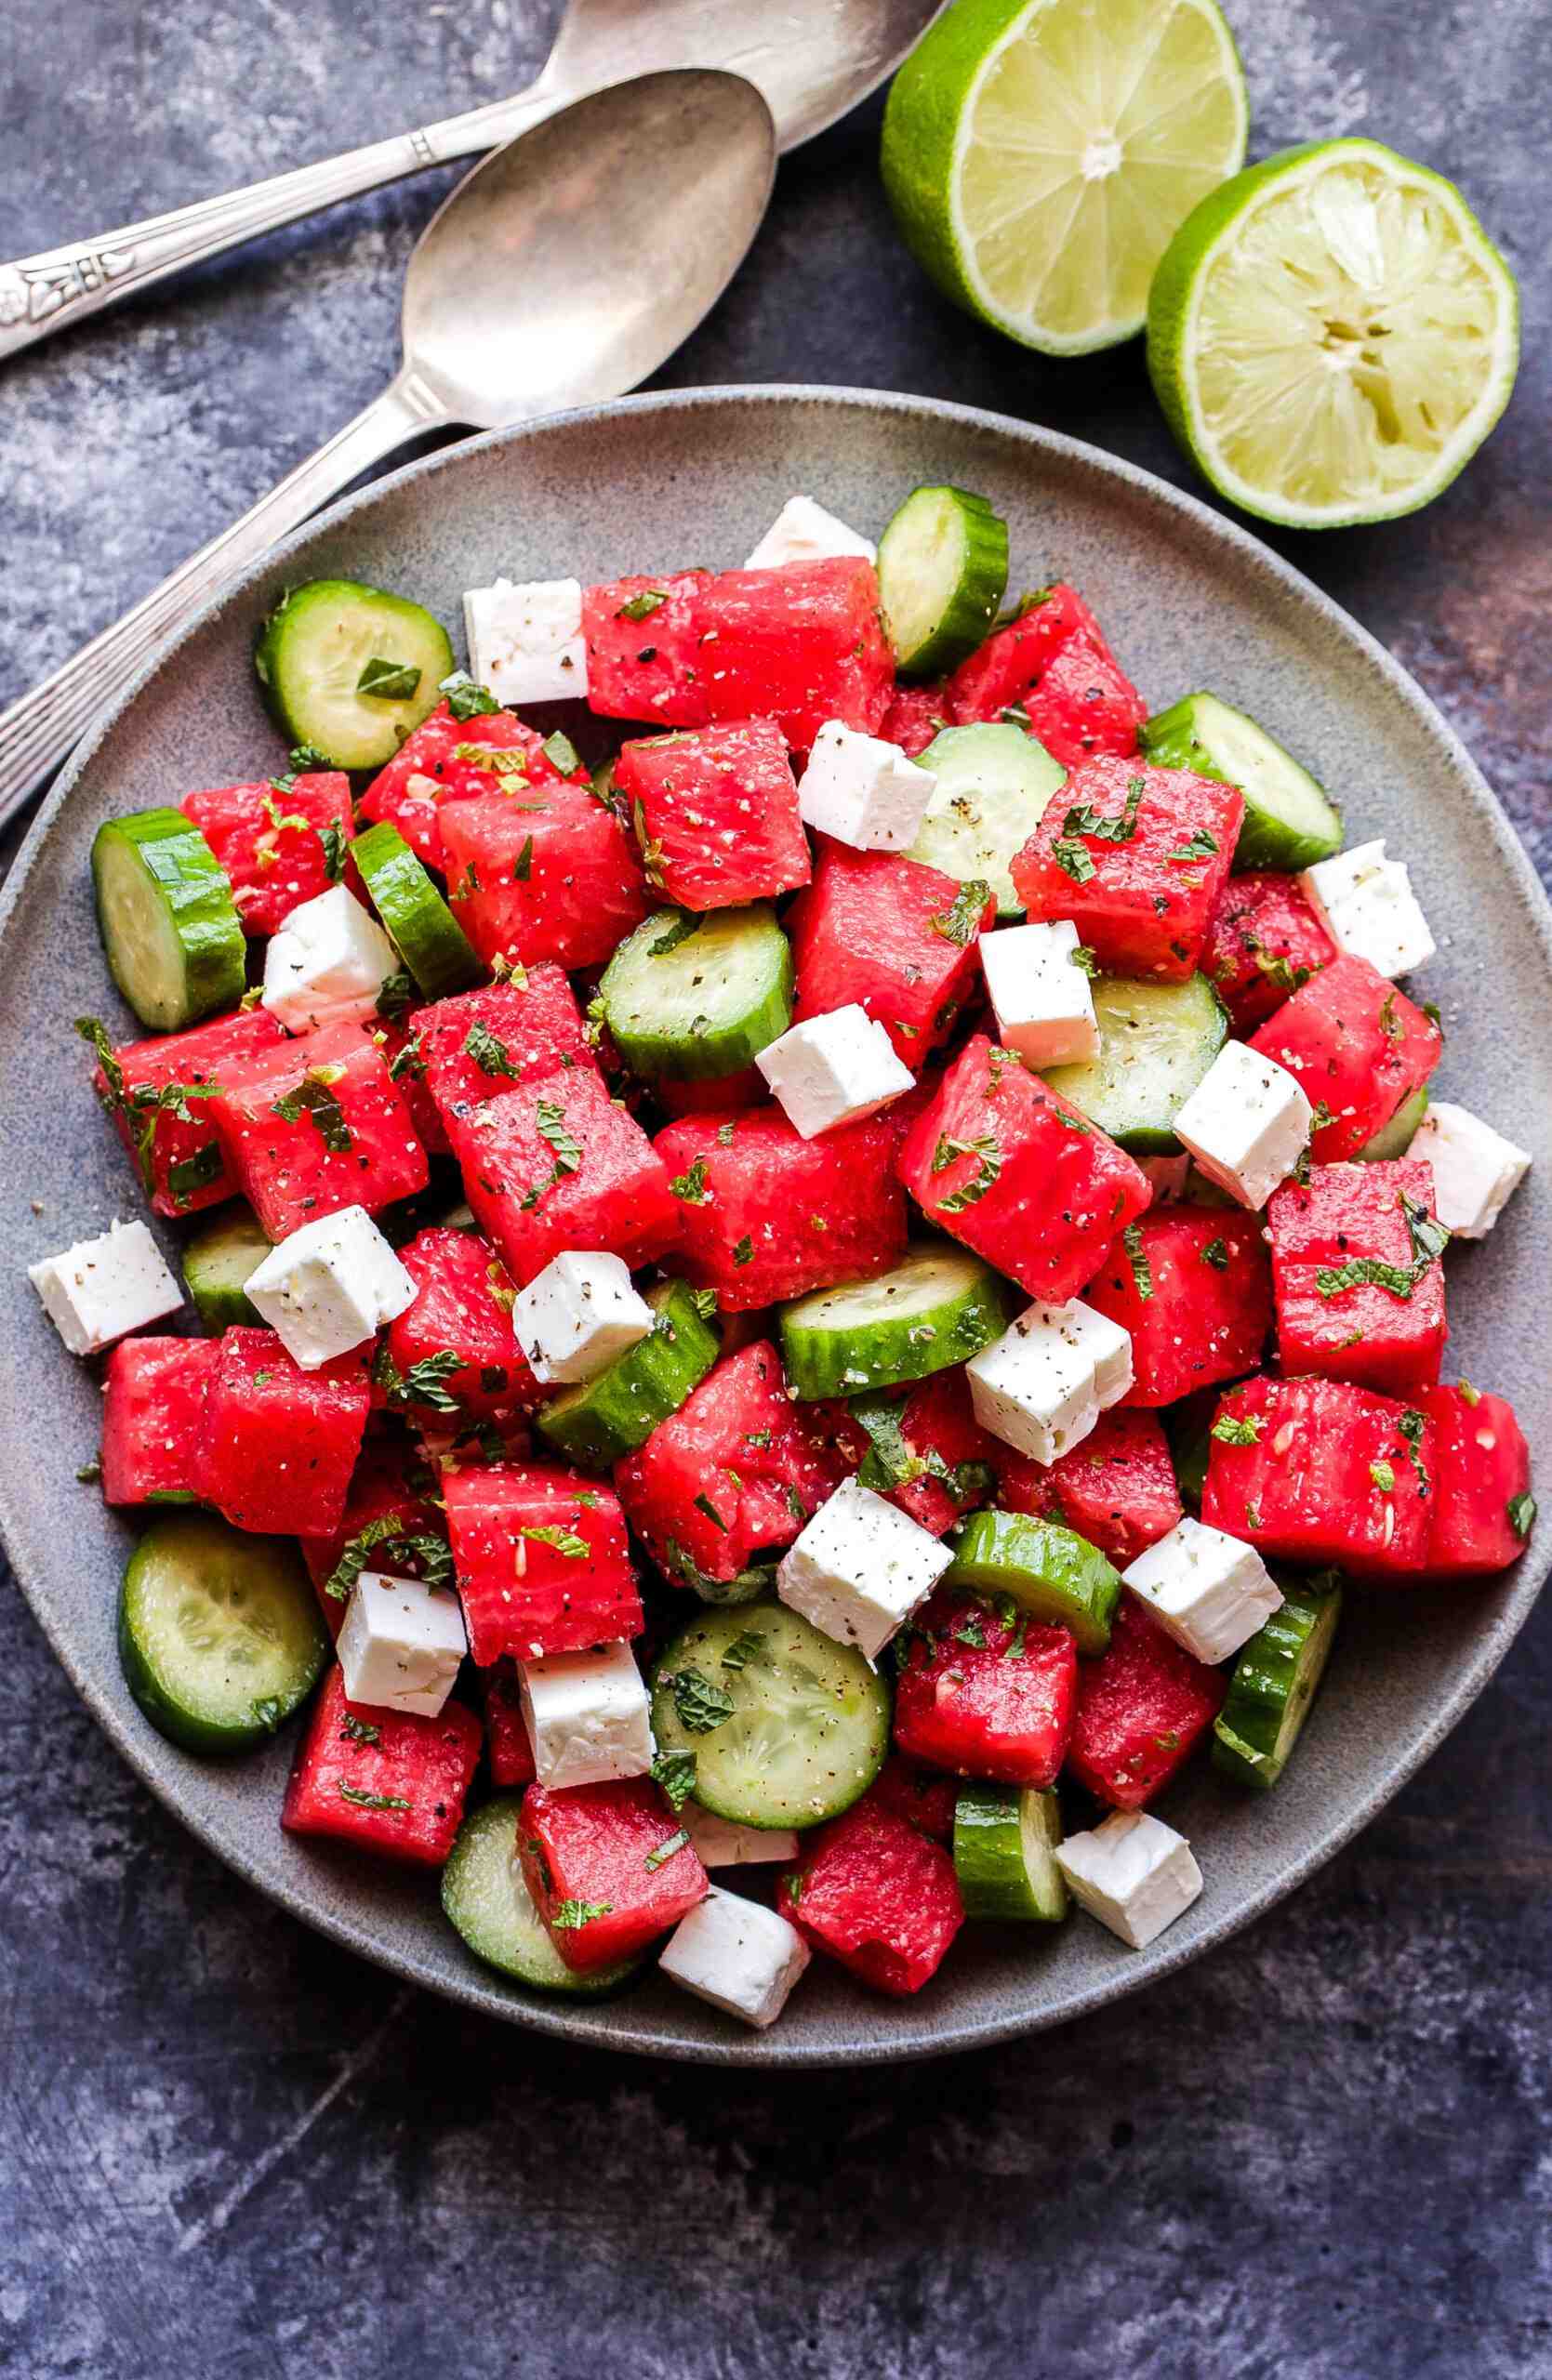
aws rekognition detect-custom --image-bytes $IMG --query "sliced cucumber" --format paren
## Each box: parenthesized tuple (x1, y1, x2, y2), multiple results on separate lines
(1163, 1386, 1221, 1515)
(650, 1600, 889, 1830)
(779, 1242, 1011, 1401)
(1140, 692, 1343, 874)
(254, 578, 452, 769)
(118, 1514, 327, 1755)
(877, 484, 1010, 677)
(1043, 972, 1228, 1155)
(599, 904, 792, 1082)
(908, 723, 1066, 916)
(537, 1279, 721, 1468)
(352, 821, 482, 998)
(947, 1510, 1121, 1657)
(442, 1798, 643, 1993)
(91, 812, 246, 1031)
(1214, 1574, 1343, 1791)
(953, 1782, 1069, 1922)
(182, 1206, 273, 1328)
(1357, 1085, 1429, 1162)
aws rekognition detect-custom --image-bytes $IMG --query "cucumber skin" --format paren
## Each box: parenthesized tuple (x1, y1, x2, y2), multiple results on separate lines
(948, 1510, 1122, 1657)
(91, 812, 246, 1031)
(953, 1783, 1068, 1922)
(182, 1210, 273, 1328)
(254, 579, 452, 769)
(1140, 694, 1343, 874)
(1357, 1086, 1428, 1162)
(779, 1256, 1012, 1401)
(1213, 1579, 1342, 1790)
(1043, 973, 1228, 1156)
(879, 485, 1011, 679)
(537, 1281, 721, 1467)
(599, 906, 793, 1083)
(117, 1526, 325, 1756)
(441, 1799, 642, 1994)
(352, 821, 482, 998)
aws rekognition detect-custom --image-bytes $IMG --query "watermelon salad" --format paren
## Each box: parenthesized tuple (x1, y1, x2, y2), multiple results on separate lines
(24, 483, 1536, 2033)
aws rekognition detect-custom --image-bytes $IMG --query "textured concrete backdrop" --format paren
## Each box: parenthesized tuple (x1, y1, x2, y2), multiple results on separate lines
(3, 3, 1549, 2373)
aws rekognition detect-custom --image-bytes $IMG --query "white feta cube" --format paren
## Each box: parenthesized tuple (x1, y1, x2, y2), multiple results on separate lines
(743, 495, 876, 572)
(509, 1250, 654, 1385)
(463, 575, 588, 705)
(1123, 1516, 1282, 1665)
(518, 1640, 655, 1790)
(965, 1298, 1132, 1466)
(1139, 1154, 1191, 1203)
(337, 1570, 468, 1718)
(1407, 1100, 1530, 1240)
(979, 919, 1099, 1067)
(1299, 840, 1436, 979)
(244, 1205, 417, 1369)
(28, 1218, 182, 1355)
(777, 1478, 952, 1659)
(261, 884, 399, 1032)
(754, 1006, 915, 1139)
(683, 1807, 801, 1869)
(658, 1886, 810, 2030)
(1174, 1039, 1312, 1210)
(1055, 1810, 1203, 1950)
(798, 721, 936, 852)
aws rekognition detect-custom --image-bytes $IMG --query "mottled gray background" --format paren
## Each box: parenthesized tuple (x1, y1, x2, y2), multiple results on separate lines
(3, 2, 1549, 2373)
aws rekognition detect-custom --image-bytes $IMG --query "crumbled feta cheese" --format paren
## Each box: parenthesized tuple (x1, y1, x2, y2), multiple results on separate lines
(244, 1205, 416, 1368)
(743, 496, 877, 572)
(509, 1250, 654, 1385)
(1056, 1810, 1203, 1950)
(776, 1478, 952, 1659)
(1174, 1039, 1312, 1210)
(463, 575, 588, 705)
(683, 1807, 801, 1869)
(29, 1218, 182, 1355)
(797, 720, 936, 852)
(1123, 1517, 1283, 1664)
(518, 1640, 655, 1790)
(260, 884, 400, 1032)
(657, 1885, 810, 2029)
(979, 919, 1099, 1067)
(755, 1006, 915, 1139)
(1299, 840, 1436, 979)
(1407, 1100, 1531, 1240)
(337, 1571, 467, 1718)
(965, 1298, 1133, 1466)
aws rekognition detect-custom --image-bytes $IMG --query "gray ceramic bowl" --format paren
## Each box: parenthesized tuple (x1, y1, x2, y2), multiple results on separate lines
(1, 387, 1546, 2067)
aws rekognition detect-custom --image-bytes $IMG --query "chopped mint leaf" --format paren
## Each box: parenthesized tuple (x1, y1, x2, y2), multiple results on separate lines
(464, 1019, 520, 1079)
(357, 655, 422, 702)
(667, 1667, 736, 1734)
(439, 669, 500, 721)
(651, 1747, 696, 1812)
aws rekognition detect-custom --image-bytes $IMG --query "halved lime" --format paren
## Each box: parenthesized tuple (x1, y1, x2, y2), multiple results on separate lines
(1147, 139, 1520, 527)
(881, 0, 1249, 356)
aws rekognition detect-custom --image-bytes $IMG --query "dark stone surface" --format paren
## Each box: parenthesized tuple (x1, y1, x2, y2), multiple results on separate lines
(2, 3, 1548, 2373)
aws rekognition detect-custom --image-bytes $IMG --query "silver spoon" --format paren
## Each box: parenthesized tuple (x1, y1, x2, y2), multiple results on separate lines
(0, 0, 939, 366)
(0, 68, 775, 827)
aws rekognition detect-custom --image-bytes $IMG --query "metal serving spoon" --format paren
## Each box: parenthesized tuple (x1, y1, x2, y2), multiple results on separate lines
(0, 69, 775, 827)
(0, 0, 938, 366)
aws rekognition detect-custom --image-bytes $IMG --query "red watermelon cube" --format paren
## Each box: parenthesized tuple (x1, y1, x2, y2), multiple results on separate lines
(448, 1063, 678, 1289)
(283, 1666, 481, 1868)
(878, 681, 949, 758)
(482, 1660, 537, 1789)
(1202, 869, 1337, 1033)
(359, 698, 590, 871)
(1066, 1595, 1226, 1811)
(1419, 1383, 1533, 1576)
(895, 1034, 1149, 1302)
(1249, 955, 1442, 1162)
(385, 1226, 539, 1421)
(298, 1439, 445, 1631)
(1011, 754, 1243, 980)
(181, 772, 353, 938)
(1082, 1206, 1272, 1407)
(373, 1008, 452, 1158)
(786, 841, 995, 1065)
(198, 1327, 372, 1539)
(413, 968, 595, 1124)
(440, 781, 650, 974)
(946, 584, 1146, 769)
(860, 1754, 959, 1844)
(86, 1005, 285, 1217)
(776, 1801, 963, 1996)
(443, 1461, 643, 1661)
(654, 1066, 769, 1117)
(101, 1336, 218, 1506)
(893, 1588, 1078, 1788)
(845, 1368, 1001, 1538)
(612, 718, 810, 910)
(519, 1777, 709, 1971)
(1200, 1374, 1434, 1577)
(653, 1107, 908, 1310)
(1267, 1158, 1447, 1396)
(208, 1020, 428, 1241)
(993, 1407, 1183, 1568)
(581, 571, 712, 728)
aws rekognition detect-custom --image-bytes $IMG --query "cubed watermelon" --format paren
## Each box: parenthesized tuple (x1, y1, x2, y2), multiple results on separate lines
(482, 1659, 538, 1789)
(946, 584, 1146, 769)
(653, 1107, 909, 1310)
(1248, 955, 1442, 1162)
(412, 968, 595, 1125)
(1082, 1206, 1272, 1407)
(895, 1034, 1149, 1302)
(101, 1336, 218, 1506)
(613, 719, 811, 910)
(1011, 754, 1243, 981)
(1419, 1383, 1533, 1577)
(776, 1801, 963, 1996)
(88, 1006, 286, 1218)
(443, 1461, 643, 1661)
(1267, 1158, 1447, 1396)
(786, 841, 995, 1065)
(359, 698, 590, 871)
(440, 782, 651, 973)
(385, 1226, 539, 1421)
(198, 1327, 372, 1538)
(209, 1019, 428, 1241)
(857, 1367, 1002, 1537)
(282, 1666, 481, 1867)
(993, 1407, 1183, 1568)
(859, 1753, 959, 1844)
(519, 1777, 709, 1971)
(298, 1440, 445, 1633)
(181, 773, 353, 937)
(1201, 869, 1337, 1033)
(374, 1009, 453, 1158)
(878, 681, 949, 759)
(1200, 1374, 1435, 1577)
(893, 1587, 1078, 1788)
(653, 1066, 769, 1117)
(581, 571, 711, 728)
(1066, 1594, 1226, 1811)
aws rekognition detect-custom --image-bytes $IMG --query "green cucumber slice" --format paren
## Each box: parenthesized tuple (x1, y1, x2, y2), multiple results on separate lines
(442, 1797, 643, 1992)
(91, 812, 246, 1031)
(947, 1510, 1121, 1657)
(1140, 692, 1343, 873)
(650, 1600, 889, 1830)
(908, 722, 1066, 916)
(537, 1279, 721, 1468)
(118, 1513, 327, 1755)
(182, 1206, 273, 1328)
(953, 1782, 1069, 1922)
(877, 484, 1010, 677)
(1214, 1573, 1343, 1790)
(254, 578, 452, 769)
(352, 821, 482, 998)
(1163, 1385, 1222, 1515)
(778, 1242, 1011, 1401)
(599, 904, 793, 1082)
(1043, 972, 1228, 1155)
(1357, 1085, 1429, 1161)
